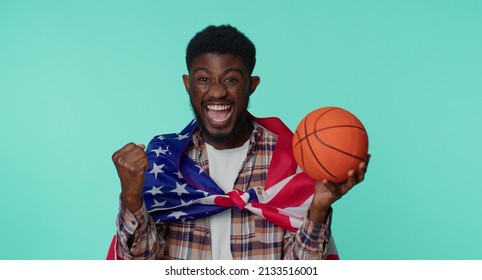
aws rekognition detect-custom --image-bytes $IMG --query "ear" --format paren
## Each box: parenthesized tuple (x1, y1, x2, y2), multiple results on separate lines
(248, 76, 260, 95)
(182, 74, 190, 93)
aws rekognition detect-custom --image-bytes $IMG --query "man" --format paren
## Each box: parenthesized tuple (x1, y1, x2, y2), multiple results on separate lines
(111, 25, 368, 260)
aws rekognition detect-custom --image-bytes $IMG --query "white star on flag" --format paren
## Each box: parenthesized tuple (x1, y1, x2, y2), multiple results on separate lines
(196, 189, 209, 197)
(151, 146, 169, 157)
(168, 211, 187, 219)
(176, 133, 189, 141)
(195, 165, 204, 174)
(145, 185, 164, 196)
(173, 170, 183, 179)
(157, 135, 165, 140)
(171, 182, 189, 196)
(149, 163, 165, 180)
(180, 199, 192, 206)
(152, 199, 167, 207)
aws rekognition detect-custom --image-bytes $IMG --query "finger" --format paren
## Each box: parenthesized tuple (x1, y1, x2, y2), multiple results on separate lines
(365, 154, 371, 168)
(138, 155, 149, 171)
(122, 143, 145, 154)
(121, 151, 148, 172)
(112, 144, 147, 171)
(340, 169, 357, 194)
(357, 161, 367, 183)
(112, 142, 135, 161)
(129, 156, 149, 174)
(121, 142, 137, 152)
(135, 160, 149, 174)
(317, 179, 337, 194)
(119, 143, 145, 154)
(130, 145, 148, 171)
(119, 148, 146, 165)
(128, 144, 146, 161)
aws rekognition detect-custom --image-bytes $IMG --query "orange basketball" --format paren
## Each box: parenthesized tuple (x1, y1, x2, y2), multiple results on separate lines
(292, 106, 369, 183)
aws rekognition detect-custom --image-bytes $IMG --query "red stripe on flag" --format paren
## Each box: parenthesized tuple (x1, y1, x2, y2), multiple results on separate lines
(213, 196, 235, 207)
(265, 173, 315, 208)
(248, 114, 298, 190)
(252, 202, 298, 232)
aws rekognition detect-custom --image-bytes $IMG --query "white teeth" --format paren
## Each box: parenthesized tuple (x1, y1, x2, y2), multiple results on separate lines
(207, 104, 230, 111)
(212, 115, 229, 123)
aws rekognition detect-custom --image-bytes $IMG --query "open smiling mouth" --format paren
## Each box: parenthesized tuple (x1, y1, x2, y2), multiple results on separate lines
(206, 104, 233, 124)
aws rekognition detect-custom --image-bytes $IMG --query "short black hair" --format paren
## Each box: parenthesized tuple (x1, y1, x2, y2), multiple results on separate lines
(186, 25, 256, 75)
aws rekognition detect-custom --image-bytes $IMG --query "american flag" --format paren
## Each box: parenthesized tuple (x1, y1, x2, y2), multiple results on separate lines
(107, 114, 339, 259)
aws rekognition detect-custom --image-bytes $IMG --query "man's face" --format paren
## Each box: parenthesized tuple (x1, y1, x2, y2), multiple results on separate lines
(183, 53, 260, 149)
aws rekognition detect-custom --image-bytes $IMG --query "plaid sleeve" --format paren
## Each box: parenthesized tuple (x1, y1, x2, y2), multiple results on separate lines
(116, 198, 166, 259)
(283, 209, 332, 260)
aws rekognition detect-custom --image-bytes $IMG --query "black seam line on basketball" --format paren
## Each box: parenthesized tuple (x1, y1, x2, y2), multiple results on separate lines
(313, 109, 366, 162)
(312, 123, 367, 161)
(304, 110, 339, 180)
(297, 106, 358, 144)
(295, 125, 366, 144)
(295, 130, 306, 173)
(312, 132, 367, 161)
(293, 107, 346, 149)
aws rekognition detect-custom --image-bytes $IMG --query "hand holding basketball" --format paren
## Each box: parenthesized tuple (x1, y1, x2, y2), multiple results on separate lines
(292, 106, 370, 222)
(308, 159, 369, 222)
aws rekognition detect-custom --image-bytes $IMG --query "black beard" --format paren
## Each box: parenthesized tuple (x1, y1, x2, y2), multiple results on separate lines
(190, 100, 250, 145)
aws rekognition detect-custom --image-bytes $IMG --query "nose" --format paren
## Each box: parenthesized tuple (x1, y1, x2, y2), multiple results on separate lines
(208, 81, 228, 99)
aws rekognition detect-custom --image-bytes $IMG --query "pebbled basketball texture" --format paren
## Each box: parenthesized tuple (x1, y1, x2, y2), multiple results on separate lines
(292, 106, 369, 183)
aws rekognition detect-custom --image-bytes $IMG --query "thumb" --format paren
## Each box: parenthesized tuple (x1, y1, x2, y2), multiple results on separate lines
(138, 144, 146, 150)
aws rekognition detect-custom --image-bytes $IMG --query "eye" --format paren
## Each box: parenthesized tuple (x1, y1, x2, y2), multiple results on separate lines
(226, 77, 238, 83)
(196, 76, 211, 84)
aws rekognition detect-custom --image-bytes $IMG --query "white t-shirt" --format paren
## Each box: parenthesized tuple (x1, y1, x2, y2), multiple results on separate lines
(205, 140, 250, 260)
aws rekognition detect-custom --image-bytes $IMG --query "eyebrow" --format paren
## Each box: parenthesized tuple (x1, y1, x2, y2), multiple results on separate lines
(191, 67, 244, 76)
(224, 67, 244, 75)
(191, 66, 210, 75)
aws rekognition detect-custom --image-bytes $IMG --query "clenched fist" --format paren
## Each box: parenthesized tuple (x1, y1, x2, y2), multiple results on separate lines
(112, 143, 148, 212)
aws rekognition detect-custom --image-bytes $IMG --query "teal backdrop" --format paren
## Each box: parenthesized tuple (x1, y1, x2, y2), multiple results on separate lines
(1, 0, 481, 260)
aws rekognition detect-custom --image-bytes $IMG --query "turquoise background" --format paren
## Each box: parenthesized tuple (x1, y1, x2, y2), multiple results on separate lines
(1, 0, 481, 260)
